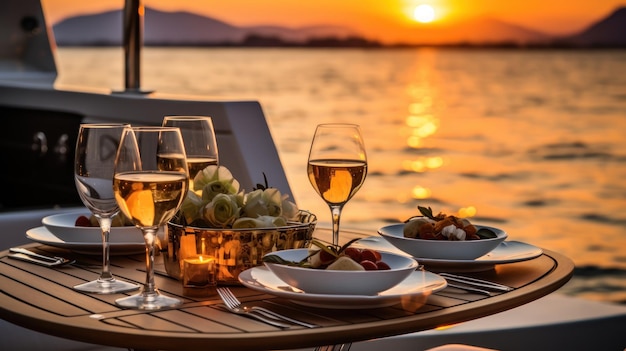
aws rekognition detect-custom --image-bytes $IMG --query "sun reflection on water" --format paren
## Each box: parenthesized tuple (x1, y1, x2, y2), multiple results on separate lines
(403, 74, 479, 224)
(402, 157, 444, 173)
(458, 206, 477, 218)
(406, 115, 439, 148)
(411, 186, 431, 199)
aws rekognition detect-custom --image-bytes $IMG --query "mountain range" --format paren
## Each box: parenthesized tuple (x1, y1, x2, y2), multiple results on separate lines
(52, 6, 626, 47)
(556, 7, 626, 47)
(53, 7, 358, 46)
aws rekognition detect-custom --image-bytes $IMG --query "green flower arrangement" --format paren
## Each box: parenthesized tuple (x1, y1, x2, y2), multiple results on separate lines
(177, 165, 299, 229)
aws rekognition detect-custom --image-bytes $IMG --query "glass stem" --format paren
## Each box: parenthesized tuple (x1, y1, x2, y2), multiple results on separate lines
(141, 228, 158, 297)
(330, 205, 343, 246)
(98, 216, 113, 281)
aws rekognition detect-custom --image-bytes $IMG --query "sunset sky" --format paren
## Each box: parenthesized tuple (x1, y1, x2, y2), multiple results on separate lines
(41, 0, 625, 43)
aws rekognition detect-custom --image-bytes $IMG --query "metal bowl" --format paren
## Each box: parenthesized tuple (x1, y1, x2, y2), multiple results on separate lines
(163, 210, 317, 284)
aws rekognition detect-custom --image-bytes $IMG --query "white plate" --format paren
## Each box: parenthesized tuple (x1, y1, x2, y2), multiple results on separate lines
(238, 266, 447, 309)
(353, 237, 543, 272)
(42, 212, 138, 242)
(26, 226, 145, 255)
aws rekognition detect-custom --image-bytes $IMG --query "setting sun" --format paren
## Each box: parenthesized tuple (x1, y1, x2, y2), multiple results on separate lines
(413, 4, 436, 23)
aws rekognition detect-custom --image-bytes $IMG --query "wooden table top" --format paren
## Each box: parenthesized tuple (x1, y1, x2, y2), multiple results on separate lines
(0, 227, 574, 351)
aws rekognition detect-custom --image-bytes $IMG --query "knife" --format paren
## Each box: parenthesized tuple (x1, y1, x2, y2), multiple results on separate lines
(446, 283, 494, 296)
(439, 273, 513, 292)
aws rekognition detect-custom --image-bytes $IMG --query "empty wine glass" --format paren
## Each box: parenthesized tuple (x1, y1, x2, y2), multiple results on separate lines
(162, 116, 219, 192)
(74, 123, 139, 294)
(307, 124, 368, 247)
(113, 126, 189, 310)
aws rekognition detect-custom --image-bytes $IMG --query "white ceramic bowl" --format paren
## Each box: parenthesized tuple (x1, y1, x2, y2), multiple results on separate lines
(263, 248, 418, 295)
(42, 212, 140, 243)
(378, 223, 507, 260)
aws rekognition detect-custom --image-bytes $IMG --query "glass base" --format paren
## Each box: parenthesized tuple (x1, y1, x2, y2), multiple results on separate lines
(115, 290, 182, 310)
(74, 278, 139, 294)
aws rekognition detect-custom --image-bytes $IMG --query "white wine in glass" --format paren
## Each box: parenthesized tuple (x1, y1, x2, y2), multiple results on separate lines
(307, 124, 367, 247)
(162, 116, 219, 192)
(113, 126, 189, 310)
(73, 123, 139, 294)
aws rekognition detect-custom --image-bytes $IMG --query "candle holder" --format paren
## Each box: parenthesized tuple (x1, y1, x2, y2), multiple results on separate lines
(182, 255, 216, 297)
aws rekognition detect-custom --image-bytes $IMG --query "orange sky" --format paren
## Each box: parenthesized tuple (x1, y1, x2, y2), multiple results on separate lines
(41, 0, 625, 42)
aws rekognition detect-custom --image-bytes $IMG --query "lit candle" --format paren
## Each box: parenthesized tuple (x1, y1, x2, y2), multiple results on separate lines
(183, 255, 216, 288)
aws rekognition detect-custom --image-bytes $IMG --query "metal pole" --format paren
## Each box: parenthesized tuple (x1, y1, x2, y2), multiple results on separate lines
(123, 0, 144, 93)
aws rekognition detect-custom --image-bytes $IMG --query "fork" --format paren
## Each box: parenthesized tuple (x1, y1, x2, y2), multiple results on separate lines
(216, 288, 292, 328)
(9, 248, 76, 267)
(216, 287, 317, 328)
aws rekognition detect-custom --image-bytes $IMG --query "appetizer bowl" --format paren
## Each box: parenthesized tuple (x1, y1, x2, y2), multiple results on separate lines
(42, 212, 140, 243)
(378, 223, 507, 260)
(263, 248, 418, 295)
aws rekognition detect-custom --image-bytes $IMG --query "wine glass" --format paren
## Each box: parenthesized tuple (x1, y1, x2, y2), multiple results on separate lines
(113, 126, 189, 310)
(73, 123, 139, 294)
(307, 123, 368, 247)
(162, 115, 219, 191)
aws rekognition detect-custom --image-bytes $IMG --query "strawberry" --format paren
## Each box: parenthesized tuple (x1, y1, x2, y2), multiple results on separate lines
(318, 249, 337, 265)
(360, 260, 378, 270)
(376, 261, 391, 270)
(360, 249, 381, 263)
(344, 247, 362, 262)
(75, 215, 91, 227)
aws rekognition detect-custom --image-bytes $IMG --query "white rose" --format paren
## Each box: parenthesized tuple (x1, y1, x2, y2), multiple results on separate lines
(203, 193, 241, 228)
(258, 215, 287, 227)
(280, 194, 299, 220)
(232, 217, 266, 229)
(242, 188, 283, 218)
(194, 165, 240, 198)
(179, 191, 207, 224)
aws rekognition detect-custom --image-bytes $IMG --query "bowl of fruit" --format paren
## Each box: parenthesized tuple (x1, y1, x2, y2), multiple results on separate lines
(261, 240, 418, 295)
(378, 206, 507, 261)
(42, 211, 140, 243)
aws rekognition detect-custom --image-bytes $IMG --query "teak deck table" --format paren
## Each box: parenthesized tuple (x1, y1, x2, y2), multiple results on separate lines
(0, 227, 574, 350)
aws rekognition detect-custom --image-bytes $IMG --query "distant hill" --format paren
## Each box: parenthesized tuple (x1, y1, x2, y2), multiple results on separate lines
(401, 17, 553, 45)
(52, 6, 626, 48)
(555, 7, 626, 47)
(53, 7, 358, 46)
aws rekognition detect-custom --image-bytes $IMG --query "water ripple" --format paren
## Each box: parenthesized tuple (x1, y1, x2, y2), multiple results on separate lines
(574, 265, 626, 277)
(579, 213, 626, 226)
(565, 266, 626, 305)
(460, 172, 533, 182)
(527, 141, 616, 161)
(520, 199, 560, 207)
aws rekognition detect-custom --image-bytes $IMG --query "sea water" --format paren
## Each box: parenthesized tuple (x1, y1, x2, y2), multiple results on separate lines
(55, 47, 626, 304)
